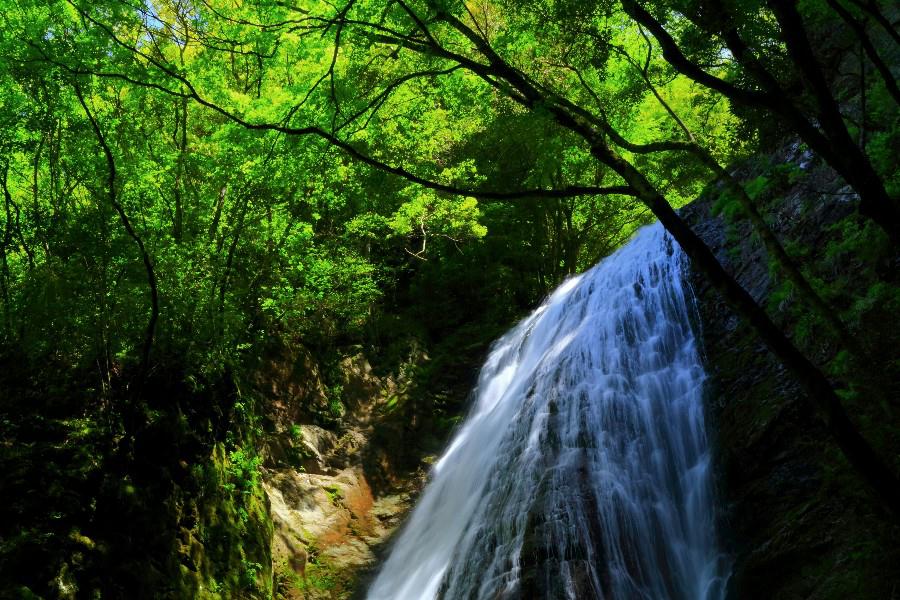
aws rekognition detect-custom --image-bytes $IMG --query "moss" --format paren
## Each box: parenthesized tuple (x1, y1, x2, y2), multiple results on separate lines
(324, 485, 343, 506)
(180, 442, 273, 599)
(274, 553, 359, 600)
(683, 160, 900, 599)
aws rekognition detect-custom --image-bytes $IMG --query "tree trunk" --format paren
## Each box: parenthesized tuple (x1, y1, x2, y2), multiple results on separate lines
(768, 0, 900, 244)
(592, 141, 900, 517)
(622, 0, 900, 244)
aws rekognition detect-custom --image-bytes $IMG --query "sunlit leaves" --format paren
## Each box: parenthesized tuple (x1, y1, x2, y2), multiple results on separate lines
(0, 0, 768, 373)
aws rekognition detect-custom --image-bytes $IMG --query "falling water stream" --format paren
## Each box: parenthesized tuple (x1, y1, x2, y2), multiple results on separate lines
(368, 223, 730, 600)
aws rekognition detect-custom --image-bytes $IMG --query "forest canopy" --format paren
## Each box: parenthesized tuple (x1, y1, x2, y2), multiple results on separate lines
(1, 0, 896, 369)
(0, 0, 766, 372)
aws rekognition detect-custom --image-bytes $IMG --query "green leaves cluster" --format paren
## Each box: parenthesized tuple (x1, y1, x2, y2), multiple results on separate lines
(1, 0, 724, 375)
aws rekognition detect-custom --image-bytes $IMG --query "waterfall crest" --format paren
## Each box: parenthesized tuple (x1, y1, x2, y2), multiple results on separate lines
(368, 223, 730, 600)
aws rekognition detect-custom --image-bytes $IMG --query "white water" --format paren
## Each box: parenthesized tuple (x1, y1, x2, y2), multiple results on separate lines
(367, 223, 730, 600)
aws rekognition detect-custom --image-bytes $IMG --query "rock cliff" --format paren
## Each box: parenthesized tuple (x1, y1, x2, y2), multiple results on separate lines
(682, 144, 900, 599)
(254, 345, 468, 599)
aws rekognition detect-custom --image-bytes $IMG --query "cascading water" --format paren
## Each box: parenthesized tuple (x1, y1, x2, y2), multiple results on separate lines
(368, 223, 730, 600)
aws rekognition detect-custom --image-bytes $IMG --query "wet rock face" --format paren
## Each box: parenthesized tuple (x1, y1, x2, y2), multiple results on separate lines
(254, 348, 426, 599)
(517, 449, 606, 600)
(266, 466, 412, 599)
(680, 149, 900, 599)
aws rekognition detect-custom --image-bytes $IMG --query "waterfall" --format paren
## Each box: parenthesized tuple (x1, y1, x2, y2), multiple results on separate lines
(367, 223, 730, 600)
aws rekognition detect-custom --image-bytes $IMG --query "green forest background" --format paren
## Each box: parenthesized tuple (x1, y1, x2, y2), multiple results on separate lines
(0, 0, 898, 597)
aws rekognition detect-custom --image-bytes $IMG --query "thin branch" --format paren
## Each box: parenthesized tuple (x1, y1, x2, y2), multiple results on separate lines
(845, 0, 900, 47)
(74, 85, 159, 374)
(826, 0, 900, 106)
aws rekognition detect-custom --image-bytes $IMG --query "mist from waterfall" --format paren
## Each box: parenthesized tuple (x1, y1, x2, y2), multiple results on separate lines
(367, 222, 731, 600)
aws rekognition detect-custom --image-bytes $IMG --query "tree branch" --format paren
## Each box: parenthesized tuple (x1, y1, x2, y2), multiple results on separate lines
(75, 85, 159, 374)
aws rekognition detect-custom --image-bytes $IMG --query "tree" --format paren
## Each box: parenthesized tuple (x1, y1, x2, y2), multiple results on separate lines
(4, 0, 899, 513)
(621, 0, 900, 242)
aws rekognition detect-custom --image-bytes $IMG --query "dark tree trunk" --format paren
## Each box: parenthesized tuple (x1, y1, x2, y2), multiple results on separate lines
(592, 142, 900, 517)
(622, 0, 900, 245)
(767, 0, 900, 244)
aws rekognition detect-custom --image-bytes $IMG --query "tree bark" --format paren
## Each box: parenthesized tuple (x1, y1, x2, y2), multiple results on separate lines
(826, 0, 900, 107)
(847, 0, 900, 47)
